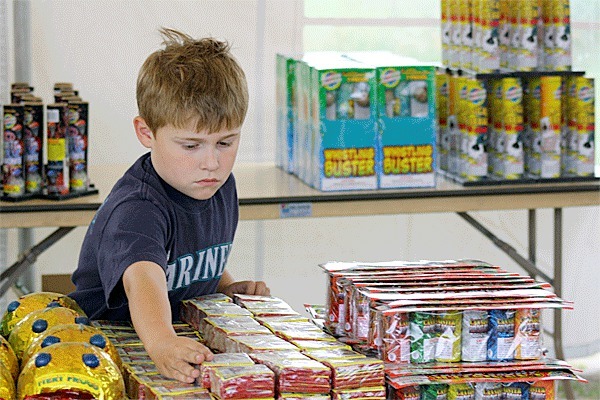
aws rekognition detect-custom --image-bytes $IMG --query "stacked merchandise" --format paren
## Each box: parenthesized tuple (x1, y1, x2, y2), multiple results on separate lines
(319, 260, 586, 399)
(437, 71, 595, 182)
(441, 0, 572, 73)
(1, 81, 95, 201)
(181, 292, 385, 400)
(276, 51, 437, 191)
(0, 291, 125, 399)
(437, 0, 596, 184)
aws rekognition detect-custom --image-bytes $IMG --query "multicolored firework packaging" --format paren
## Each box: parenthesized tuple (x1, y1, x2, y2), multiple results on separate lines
(487, 309, 515, 361)
(461, 310, 489, 362)
(448, 383, 475, 399)
(46, 103, 70, 195)
(2, 104, 25, 197)
(514, 308, 542, 360)
(421, 383, 449, 400)
(410, 312, 438, 364)
(381, 311, 410, 364)
(436, 311, 462, 362)
(529, 380, 555, 399)
(23, 102, 44, 194)
(474, 382, 502, 400)
(67, 101, 89, 192)
(502, 382, 529, 399)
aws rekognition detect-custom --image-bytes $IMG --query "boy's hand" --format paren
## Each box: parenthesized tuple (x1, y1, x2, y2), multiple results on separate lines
(145, 334, 214, 383)
(221, 280, 270, 298)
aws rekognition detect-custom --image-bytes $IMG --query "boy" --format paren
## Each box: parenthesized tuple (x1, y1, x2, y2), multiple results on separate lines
(70, 28, 269, 383)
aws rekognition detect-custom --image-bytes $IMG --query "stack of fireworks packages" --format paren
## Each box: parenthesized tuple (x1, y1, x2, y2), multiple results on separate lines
(441, 0, 572, 73)
(276, 51, 437, 192)
(436, 72, 594, 181)
(91, 320, 213, 399)
(180, 292, 386, 400)
(2, 82, 91, 200)
(321, 260, 586, 399)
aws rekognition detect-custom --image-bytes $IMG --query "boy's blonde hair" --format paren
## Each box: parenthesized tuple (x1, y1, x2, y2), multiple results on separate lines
(136, 28, 248, 134)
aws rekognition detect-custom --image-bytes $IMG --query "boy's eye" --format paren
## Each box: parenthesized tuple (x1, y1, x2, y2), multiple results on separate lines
(218, 141, 232, 147)
(183, 143, 199, 150)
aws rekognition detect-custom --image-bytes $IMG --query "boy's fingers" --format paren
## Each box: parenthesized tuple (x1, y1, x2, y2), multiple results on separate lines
(254, 281, 270, 296)
(171, 362, 197, 383)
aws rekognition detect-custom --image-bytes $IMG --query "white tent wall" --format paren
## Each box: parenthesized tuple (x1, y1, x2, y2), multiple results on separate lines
(4, 0, 599, 359)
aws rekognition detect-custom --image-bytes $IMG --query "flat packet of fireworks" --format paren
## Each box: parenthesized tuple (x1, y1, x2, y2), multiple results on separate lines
(202, 316, 271, 352)
(146, 384, 212, 400)
(386, 368, 587, 390)
(255, 315, 311, 326)
(321, 260, 500, 335)
(289, 339, 351, 351)
(304, 304, 328, 321)
(225, 334, 299, 353)
(302, 347, 366, 361)
(235, 295, 300, 317)
(277, 394, 330, 400)
(386, 358, 580, 378)
(109, 335, 144, 347)
(89, 319, 133, 330)
(120, 353, 154, 365)
(320, 357, 385, 390)
(196, 352, 255, 389)
(266, 322, 337, 342)
(209, 364, 275, 399)
(250, 350, 331, 394)
(117, 345, 151, 357)
(128, 373, 208, 399)
(331, 386, 386, 400)
(181, 299, 253, 331)
(245, 303, 300, 317)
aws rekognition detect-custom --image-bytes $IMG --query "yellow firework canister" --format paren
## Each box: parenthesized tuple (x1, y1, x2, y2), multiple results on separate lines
(500, 77, 525, 179)
(524, 76, 562, 178)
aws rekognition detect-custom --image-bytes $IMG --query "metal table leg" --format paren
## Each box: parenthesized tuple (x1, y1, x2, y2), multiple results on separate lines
(0, 227, 75, 297)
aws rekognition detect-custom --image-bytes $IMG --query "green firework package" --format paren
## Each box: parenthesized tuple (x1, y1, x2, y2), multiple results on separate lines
(420, 383, 448, 400)
(410, 312, 438, 363)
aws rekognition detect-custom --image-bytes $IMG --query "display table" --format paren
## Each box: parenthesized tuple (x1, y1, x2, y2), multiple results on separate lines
(1, 162, 600, 381)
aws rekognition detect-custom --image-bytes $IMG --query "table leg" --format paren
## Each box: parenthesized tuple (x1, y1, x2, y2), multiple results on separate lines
(0, 227, 75, 297)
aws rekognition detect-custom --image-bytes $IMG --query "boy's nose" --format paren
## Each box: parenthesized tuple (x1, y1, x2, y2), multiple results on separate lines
(200, 148, 219, 170)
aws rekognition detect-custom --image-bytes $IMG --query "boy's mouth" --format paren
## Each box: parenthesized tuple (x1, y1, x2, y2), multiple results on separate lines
(195, 178, 219, 186)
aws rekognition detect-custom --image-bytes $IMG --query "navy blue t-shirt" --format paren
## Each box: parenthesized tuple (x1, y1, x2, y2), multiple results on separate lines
(70, 153, 238, 321)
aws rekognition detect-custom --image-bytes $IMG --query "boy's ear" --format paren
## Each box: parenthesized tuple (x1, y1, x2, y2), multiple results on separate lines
(133, 116, 154, 148)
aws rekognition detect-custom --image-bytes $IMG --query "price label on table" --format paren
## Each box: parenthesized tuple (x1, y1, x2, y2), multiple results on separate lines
(279, 202, 312, 218)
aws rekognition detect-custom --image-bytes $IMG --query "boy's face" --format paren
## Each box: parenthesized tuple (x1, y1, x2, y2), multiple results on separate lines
(135, 118, 240, 200)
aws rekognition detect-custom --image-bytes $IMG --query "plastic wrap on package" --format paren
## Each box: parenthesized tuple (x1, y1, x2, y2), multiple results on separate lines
(197, 352, 255, 389)
(250, 351, 331, 394)
(209, 364, 275, 399)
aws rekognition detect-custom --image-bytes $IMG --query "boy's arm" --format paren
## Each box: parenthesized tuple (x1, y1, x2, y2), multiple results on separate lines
(123, 261, 214, 383)
(216, 270, 270, 297)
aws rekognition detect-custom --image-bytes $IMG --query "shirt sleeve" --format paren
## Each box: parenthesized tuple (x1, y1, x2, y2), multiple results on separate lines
(96, 200, 169, 309)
